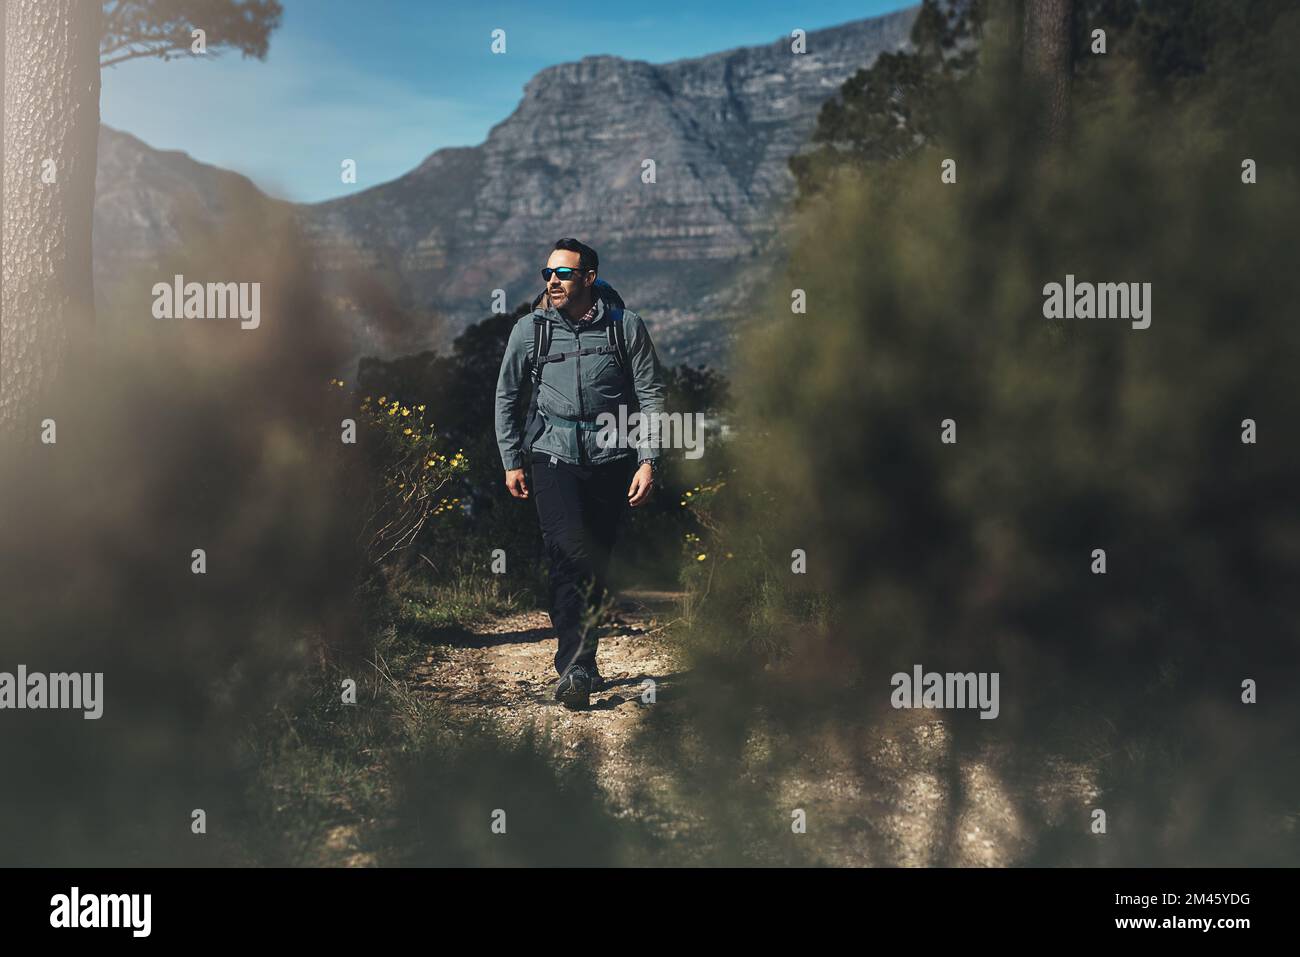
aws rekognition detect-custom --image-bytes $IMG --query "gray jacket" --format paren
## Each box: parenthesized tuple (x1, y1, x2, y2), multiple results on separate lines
(495, 296, 666, 470)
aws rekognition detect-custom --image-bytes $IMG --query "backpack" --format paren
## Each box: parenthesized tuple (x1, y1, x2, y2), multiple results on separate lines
(523, 283, 634, 450)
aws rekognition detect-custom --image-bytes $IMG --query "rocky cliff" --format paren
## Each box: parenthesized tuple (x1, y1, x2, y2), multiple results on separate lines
(94, 6, 920, 367)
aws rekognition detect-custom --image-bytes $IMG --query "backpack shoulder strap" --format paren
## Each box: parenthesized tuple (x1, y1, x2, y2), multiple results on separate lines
(530, 314, 551, 383)
(607, 307, 629, 376)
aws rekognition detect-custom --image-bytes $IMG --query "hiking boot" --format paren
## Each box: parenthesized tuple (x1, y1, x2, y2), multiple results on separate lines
(553, 664, 593, 709)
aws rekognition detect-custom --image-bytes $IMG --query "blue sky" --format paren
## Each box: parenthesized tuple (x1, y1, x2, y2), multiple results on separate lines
(100, 0, 914, 203)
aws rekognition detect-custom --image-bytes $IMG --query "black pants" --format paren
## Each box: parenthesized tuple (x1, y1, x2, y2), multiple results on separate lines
(530, 451, 635, 676)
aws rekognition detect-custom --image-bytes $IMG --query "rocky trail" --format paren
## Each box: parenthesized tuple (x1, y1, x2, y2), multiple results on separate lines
(337, 589, 1101, 866)
(412, 590, 687, 802)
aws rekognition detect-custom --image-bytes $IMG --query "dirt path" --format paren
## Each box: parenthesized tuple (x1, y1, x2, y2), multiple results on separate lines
(411, 591, 684, 820)
(391, 590, 1100, 866)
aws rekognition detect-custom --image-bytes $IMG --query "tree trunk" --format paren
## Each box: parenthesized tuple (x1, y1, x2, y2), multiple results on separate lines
(2, 0, 102, 436)
(1021, 0, 1073, 149)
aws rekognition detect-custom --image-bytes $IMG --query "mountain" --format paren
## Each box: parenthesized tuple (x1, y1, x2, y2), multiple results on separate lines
(93, 6, 920, 367)
(93, 125, 292, 310)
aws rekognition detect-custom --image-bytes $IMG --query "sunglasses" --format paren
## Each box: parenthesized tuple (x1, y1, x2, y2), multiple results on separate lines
(541, 267, 590, 282)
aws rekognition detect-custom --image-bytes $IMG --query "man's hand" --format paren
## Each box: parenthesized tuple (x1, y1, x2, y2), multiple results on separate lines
(505, 468, 529, 499)
(627, 462, 654, 507)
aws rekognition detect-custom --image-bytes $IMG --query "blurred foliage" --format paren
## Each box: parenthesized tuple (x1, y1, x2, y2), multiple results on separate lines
(795, 0, 1300, 201)
(0, 201, 369, 865)
(713, 0, 1300, 864)
(675, 464, 838, 669)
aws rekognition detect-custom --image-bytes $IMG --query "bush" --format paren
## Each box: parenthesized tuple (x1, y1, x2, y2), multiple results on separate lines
(349, 386, 468, 565)
(689, 0, 1300, 864)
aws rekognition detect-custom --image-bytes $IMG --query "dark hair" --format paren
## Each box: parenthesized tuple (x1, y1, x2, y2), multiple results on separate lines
(553, 238, 598, 274)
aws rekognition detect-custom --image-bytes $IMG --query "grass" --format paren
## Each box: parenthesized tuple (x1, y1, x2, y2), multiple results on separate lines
(233, 567, 531, 865)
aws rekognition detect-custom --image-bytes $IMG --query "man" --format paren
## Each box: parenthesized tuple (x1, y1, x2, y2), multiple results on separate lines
(495, 238, 666, 709)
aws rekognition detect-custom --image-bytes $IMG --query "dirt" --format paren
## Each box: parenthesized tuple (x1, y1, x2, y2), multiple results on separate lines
(374, 590, 1101, 866)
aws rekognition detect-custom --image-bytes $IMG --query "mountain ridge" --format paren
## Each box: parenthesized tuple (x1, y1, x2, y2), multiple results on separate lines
(93, 6, 921, 367)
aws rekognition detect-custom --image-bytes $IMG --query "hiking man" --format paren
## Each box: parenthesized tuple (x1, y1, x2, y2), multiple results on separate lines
(495, 238, 667, 709)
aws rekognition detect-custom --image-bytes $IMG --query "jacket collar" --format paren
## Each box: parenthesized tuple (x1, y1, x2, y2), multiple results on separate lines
(543, 295, 604, 330)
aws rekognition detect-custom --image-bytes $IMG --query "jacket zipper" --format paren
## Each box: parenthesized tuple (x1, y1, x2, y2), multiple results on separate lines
(575, 316, 585, 466)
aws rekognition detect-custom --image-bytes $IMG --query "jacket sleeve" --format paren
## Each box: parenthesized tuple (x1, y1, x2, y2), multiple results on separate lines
(624, 311, 667, 463)
(495, 319, 533, 471)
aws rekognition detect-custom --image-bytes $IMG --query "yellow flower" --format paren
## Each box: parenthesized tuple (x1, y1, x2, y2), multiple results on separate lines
(378, 396, 387, 405)
(403, 428, 412, 435)
(685, 491, 693, 497)
(417, 404, 426, 412)
(401, 408, 411, 416)
(696, 553, 707, 562)
(388, 405, 398, 415)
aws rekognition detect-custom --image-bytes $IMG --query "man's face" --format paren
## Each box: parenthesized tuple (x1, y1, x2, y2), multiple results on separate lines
(544, 249, 594, 311)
